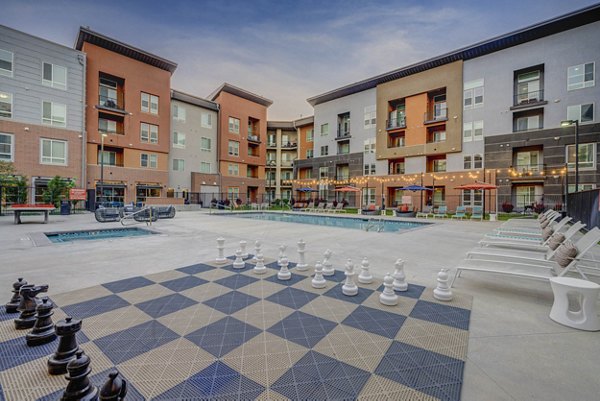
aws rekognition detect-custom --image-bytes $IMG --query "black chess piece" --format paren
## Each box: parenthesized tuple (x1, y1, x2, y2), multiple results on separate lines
(48, 316, 82, 375)
(14, 284, 49, 330)
(5, 277, 27, 313)
(60, 350, 99, 401)
(99, 370, 127, 401)
(26, 297, 57, 346)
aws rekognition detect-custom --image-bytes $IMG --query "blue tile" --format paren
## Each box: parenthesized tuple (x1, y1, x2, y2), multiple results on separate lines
(375, 341, 464, 401)
(377, 283, 426, 299)
(135, 293, 198, 319)
(265, 260, 298, 271)
(214, 274, 259, 290)
(176, 263, 215, 275)
(265, 287, 318, 310)
(154, 360, 264, 400)
(323, 283, 374, 304)
(267, 311, 337, 348)
(342, 305, 406, 339)
(409, 300, 471, 330)
(264, 272, 308, 287)
(0, 308, 18, 322)
(271, 351, 370, 400)
(203, 291, 260, 315)
(184, 317, 262, 358)
(160, 276, 208, 292)
(0, 331, 88, 372)
(0, 382, 4, 401)
(61, 294, 130, 320)
(93, 320, 180, 365)
(226, 254, 255, 261)
(102, 276, 154, 293)
(321, 269, 347, 283)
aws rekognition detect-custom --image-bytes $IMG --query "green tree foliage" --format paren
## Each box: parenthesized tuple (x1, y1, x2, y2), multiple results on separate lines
(0, 161, 28, 204)
(43, 176, 73, 207)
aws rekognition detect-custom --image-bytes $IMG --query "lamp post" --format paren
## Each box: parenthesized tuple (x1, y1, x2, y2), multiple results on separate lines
(561, 119, 579, 192)
(99, 133, 108, 206)
(268, 160, 276, 205)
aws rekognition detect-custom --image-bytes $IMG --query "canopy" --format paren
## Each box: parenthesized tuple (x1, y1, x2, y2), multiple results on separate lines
(397, 185, 433, 191)
(296, 187, 318, 192)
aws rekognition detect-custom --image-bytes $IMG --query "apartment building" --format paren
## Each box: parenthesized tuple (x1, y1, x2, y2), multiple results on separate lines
(169, 89, 219, 204)
(75, 27, 177, 206)
(0, 25, 85, 202)
(266, 121, 297, 202)
(209, 83, 272, 203)
(295, 116, 314, 164)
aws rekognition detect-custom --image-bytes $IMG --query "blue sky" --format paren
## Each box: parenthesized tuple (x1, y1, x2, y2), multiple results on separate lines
(1, 0, 598, 119)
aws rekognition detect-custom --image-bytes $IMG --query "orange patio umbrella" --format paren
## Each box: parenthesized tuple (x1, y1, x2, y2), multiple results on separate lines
(455, 181, 498, 217)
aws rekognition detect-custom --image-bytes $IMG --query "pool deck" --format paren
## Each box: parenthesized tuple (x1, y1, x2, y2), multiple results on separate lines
(1, 211, 599, 401)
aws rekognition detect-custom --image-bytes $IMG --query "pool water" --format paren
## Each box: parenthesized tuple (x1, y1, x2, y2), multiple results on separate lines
(224, 213, 430, 232)
(45, 227, 156, 243)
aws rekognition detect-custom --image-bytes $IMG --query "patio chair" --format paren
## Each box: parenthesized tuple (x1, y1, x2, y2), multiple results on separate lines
(470, 206, 483, 221)
(415, 206, 433, 219)
(451, 206, 467, 220)
(324, 203, 335, 212)
(300, 201, 314, 211)
(156, 205, 176, 219)
(484, 217, 572, 241)
(313, 203, 327, 212)
(433, 206, 448, 219)
(499, 210, 559, 228)
(361, 204, 380, 215)
(94, 207, 121, 223)
(331, 203, 346, 213)
(494, 213, 562, 235)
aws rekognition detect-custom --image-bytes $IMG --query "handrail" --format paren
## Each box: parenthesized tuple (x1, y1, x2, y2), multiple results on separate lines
(121, 206, 156, 226)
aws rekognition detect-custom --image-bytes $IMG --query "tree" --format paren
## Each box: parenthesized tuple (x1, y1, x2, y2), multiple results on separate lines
(43, 176, 72, 208)
(0, 161, 28, 204)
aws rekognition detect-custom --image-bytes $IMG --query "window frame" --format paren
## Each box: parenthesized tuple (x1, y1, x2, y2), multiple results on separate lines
(228, 117, 240, 134)
(567, 103, 594, 124)
(566, 143, 596, 170)
(172, 158, 185, 171)
(0, 49, 13, 77)
(228, 140, 240, 157)
(173, 131, 186, 148)
(0, 132, 14, 161)
(228, 163, 239, 176)
(140, 153, 157, 168)
(306, 129, 313, 142)
(463, 155, 472, 170)
(0, 91, 13, 118)
(306, 149, 313, 159)
(173, 104, 187, 122)
(40, 138, 67, 165)
(463, 122, 473, 142)
(201, 112, 212, 128)
(567, 62, 595, 91)
(320, 123, 329, 136)
(141, 92, 159, 114)
(41, 101, 66, 127)
(200, 137, 211, 151)
(140, 123, 159, 144)
(363, 105, 376, 129)
(42, 62, 67, 90)
(320, 145, 328, 156)
(200, 162, 211, 173)
(473, 120, 483, 141)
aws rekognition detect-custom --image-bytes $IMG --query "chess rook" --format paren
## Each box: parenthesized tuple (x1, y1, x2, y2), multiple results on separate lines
(277, 256, 292, 280)
(433, 268, 453, 301)
(48, 316, 82, 375)
(26, 297, 57, 346)
(392, 259, 408, 292)
(252, 240, 261, 262)
(253, 253, 267, 274)
(60, 350, 98, 401)
(232, 249, 245, 269)
(311, 261, 327, 289)
(5, 277, 27, 314)
(358, 257, 373, 284)
(15, 284, 49, 330)
(240, 240, 248, 259)
(322, 249, 334, 276)
(342, 259, 358, 296)
(215, 237, 227, 265)
(295, 239, 308, 271)
(380, 274, 399, 306)
(99, 370, 127, 401)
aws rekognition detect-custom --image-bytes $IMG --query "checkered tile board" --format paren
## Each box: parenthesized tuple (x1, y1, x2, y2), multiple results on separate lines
(0, 257, 472, 401)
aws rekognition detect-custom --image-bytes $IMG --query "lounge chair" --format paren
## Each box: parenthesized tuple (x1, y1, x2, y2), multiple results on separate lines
(313, 203, 326, 212)
(362, 204, 380, 215)
(484, 217, 571, 241)
(94, 207, 121, 223)
(470, 206, 483, 221)
(156, 205, 176, 219)
(433, 206, 448, 219)
(415, 206, 433, 219)
(451, 206, 467, 220)
(300, 201, 314, 211)
(493, 213, 563, 235)
(324, 203, 335, 213)
(499, 210, 558, 228)
(331, 203, 346, 213)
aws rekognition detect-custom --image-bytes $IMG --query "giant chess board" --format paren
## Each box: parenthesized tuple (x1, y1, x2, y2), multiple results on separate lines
(0, 256, 472, 400)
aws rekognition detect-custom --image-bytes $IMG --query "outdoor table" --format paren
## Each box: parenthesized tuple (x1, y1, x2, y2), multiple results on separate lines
(8, 204, 56, 224)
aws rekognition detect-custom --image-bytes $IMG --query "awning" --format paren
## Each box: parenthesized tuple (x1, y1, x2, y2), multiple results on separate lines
(136, 184, 162, 190)
(97, 183, 127, 188)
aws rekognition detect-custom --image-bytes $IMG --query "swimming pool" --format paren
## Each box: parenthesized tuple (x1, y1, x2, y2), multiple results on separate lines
(222, 212, 430, 232)
(45, 227, 157, 243)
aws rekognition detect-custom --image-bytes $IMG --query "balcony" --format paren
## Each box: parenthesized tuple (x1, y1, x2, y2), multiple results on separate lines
(424, 106, 448, 124)
(281, 160, 294, 168)
(386, 117, 406, 130)
(387, 133, 405, 149)
(99, 128, 124, 136)
(336, 130, 351, 140)
(510, 163, 546, 176)
(511, 90, 547, 110)
(97, 95, 127, 115)
(97, 161, 124, 167)
(247, 148, 260, 157)
(267, 141, 277, 148)
(247, 134, 261, 143)
(282, 142, 297, 149)
(280, 180, 292, 187)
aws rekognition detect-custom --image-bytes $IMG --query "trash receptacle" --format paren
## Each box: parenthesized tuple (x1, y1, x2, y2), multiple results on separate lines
(60, 200, 71, 215)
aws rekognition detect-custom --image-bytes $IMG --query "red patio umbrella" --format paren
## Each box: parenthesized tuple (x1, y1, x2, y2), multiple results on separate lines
(334, 186, 362, 210)
(454, 182, 498, 217)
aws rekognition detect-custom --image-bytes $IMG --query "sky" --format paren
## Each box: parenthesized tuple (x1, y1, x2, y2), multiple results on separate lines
(1, 0, 598, 120)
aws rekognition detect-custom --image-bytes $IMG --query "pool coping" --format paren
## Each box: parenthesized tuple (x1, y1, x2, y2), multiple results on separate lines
(30, 226, 162, 247)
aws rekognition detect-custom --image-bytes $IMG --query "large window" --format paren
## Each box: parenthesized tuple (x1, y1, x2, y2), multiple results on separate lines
(567, 104, 594, 123)
(320, 123, 329, 136)
(98, 117, 118, 135)
(364, 138, 375, 153)
(228, 163, 239, 176)
(363, 188, 376, 205)
(474, 154, 483, 169)
(338, 142, 350, 155)
(462, 190, 482, 207)
(567, 143, 595, 170)
(306, 149, 313, 159)
(99, 76, 118, 108)
(0, 92, 12, 118)
(464, 79, 484, 109)
(0, 49, 13, 77)
(364, 105, 376, 128)
(228, 140, 239, 156)
(98, 150, 116, 166)
(201, 112, 212, 128)
(364, 164, 376, 175)
(320, 145, 328, 156)
(568, 62, 594, 90)
(141, 93, 158, 114)
(42, 101, 66, 127)
(433, 159, 446, 172)
(463, 121, 483, 142)
(200, 162, 211, 173)
(173, 104, 186, 121)
(172, 159, 184, 171)
(0, 133, 14, 161)
(228, 117, 240, 133)
(140, 153, 157, 168)
(140, 123, 158, 144)
(40, 138, 67, 165)
(200, 137, 211, 151)
(319, 166, 328, 178)
(173, 132, 186, 148)
(42, 63, 67, 90)
(515, 186, 539, 209)
(227, 187, 239, 200)
(514, 110, 543, 132)
(306, 129, 313, 142)
(516, 70, 541, 104)
(463, 155, 472, 170)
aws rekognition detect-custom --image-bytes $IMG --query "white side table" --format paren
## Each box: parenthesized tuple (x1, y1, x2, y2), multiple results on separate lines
(549, 277, 600, 331)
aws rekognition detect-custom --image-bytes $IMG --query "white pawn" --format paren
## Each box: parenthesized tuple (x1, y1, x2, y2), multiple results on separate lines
(296, 239, 308, 271)
(233, 249, 245, 269)
(433, 268, 453, 301)
(311, 261, 327, 289)
(215, 237, 227, 265)
(342, 259, 358, 296)
(253, 253, 267, 274)
(240, 240, 248, 259)
(380, 274, 399, 306)
(278, 244, 287, 265)
(392, 259, 408, 292)
(252, 240, 262, 262)
(358, 257, 373, 284)
(278, 256, 292, 280)
(322, 249, 334, 276)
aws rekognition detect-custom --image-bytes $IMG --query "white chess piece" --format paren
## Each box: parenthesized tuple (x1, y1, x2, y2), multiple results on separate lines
(322, 249, 334, 276)
(380, 274, 399, 306)
(358, 257, 373, 284)
(252, 240, 262, 262)
(253, 253, 267, 274)
(342, 259, 358, 296)
(296, 239, 308, 271)
(240, 240, 248, 259)
(311, 261, 327, 289)
(233, 249, 245, 269)
(278, 244, 287, 265)
(278, 256, 292, 280)
(433, 268, 453, 301)
(215, 237, 227, 265)
(392, 259, 408, 292)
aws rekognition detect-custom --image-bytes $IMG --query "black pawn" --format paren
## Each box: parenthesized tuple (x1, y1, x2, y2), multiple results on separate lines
(61, 350, 98, 401)
(5, 277, 27, 313)
(26, 297, 57, 346)
(99, 370, 127, 401)
(48, 316, 82, 375)
(15, 284, 49, 330)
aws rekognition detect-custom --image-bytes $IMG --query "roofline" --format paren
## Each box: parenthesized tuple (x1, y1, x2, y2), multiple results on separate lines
(267, 121, 295, 129)
(75, 26, 177, 73)
(307, 3, 600, 106)
(0, 24, 85, 56)
(171, 89, 219, 112)
(209, 82, 273, 107)
(294, 116, 314, 127)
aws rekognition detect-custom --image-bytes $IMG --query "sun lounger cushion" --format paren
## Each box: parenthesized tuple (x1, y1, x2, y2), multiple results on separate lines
(548, 233, 566, 250)
(542, 227, 554, 241)
(540, 219, 550, 229)
(555, 241, 578, 268)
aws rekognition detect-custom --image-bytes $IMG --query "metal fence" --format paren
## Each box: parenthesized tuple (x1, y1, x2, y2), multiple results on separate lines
(0, 185, 88, 215)
(567, 189, 599, 229)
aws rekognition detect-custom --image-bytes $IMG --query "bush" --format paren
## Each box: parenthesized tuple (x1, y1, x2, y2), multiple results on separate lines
(533, 202, 545, 214)
(501, 202, 514, 213)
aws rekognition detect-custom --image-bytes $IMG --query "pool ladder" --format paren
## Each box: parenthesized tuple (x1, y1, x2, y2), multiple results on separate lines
(364, 217, 384, 232)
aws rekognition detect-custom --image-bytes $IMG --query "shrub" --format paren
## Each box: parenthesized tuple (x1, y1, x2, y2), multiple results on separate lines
(501, 202, 514, 213)
(533, 202, 545, 214)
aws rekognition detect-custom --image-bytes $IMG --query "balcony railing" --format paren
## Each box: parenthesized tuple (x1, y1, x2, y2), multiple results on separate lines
(282, 142, 297, 149)
(99, 128, 124, 136)
(424, 106, 448, 124)
(514, 90, 544, 106)
(336, 175, 350, 181)
(247, 150, 259, 157)
(336, 130, 351, 140)
(247, 134, 261, 143)
(97, 162, 124, 167)
(388, 137, 405, 148)
(280, 180, 292, 186)
(247, 173, 259, 179)
(267, 142, 277, 148)
(389, 167, 405, 175)
(386, 117, 406, 130)
(511, 163, 546, 175)
(281, 160, 294, 167)
(98, 95, 124, 111)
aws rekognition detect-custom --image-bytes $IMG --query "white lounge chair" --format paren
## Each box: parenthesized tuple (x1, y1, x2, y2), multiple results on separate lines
(493, 215, 568, 236)
(498, 210, 559, 228)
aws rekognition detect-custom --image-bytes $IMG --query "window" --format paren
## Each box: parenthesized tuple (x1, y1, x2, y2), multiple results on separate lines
(364, 164, 376, 175)
(229, 117, 240, 133)
(514, 110, 543, 132)
(464, 79, 484, 109)
(320, 145, 328, 156)
(40, 138, 67, 165)
(474, 154, 483, 169)
(320, 123, 329, 136)
(0, 92, 12, 118)
(42, 101, 66, 127)
(473, 121, 483, 141)
(319, 167, 328, 178)
(228, 163, 239, 176)
(515, 186, 538, 209)
(364, 105, 376, 128)
(362, 188, 375, 205)
(0, 133, 14, 161)
(568, 184, 595, 193)
(463, 122, 473, 142)
(172, 159, 184, 171)
(338, 142, 349, 155)
(141, 93, 158, 114)
(567, 143, 595, 170)
(433, 159, 446, 172)
(140, 123, 158, 143)
(567, 104, 594, 123)
(99, 118, 118, 135)
(228, 140, 239, 156)
(173, 132, 185, 148)
(463, 155, 472, 170)
(200, 137, 211, 151)
(432, 130, 446, 143)
(516, 69, 541, 104)
(568, 62, 594, 90)
(42, 63, 67, 90)
(0, 49, 13, 77)
(306, 149, 313, 159)
(200, 162, 211, 173)
(98, 150, 116, 166)
(99, 75, 118, 108)
(227, 187, 239, 200)
(140, 153, 157, 168)
(363, 138, 375, 153)
(306, 129, 313, 142)
(173, 104, 186, 122)
(462, 190, 483, 207)
(201, 112, 212, 128)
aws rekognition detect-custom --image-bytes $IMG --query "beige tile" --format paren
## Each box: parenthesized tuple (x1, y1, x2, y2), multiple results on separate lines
(361, 291, 417, 316)
(290, 276, 334, 295)
(116, 283, 175, 305)
(81, 305, 153, 340)
(180, 282, 229, 303)
(144, 269, 188, 283)
(51, 285, 113, 307)
(0, 354, 66, 401)
(395, 317, 469, 360)
(237, 280, 289, 299)
(195, 268, 235, 282)
(156, 302, 227, 336)
(299, 296, 359, 323)
(358, 375, 439, 400)
(232, 300, 295, 331)
(418, 288, 473, 310)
